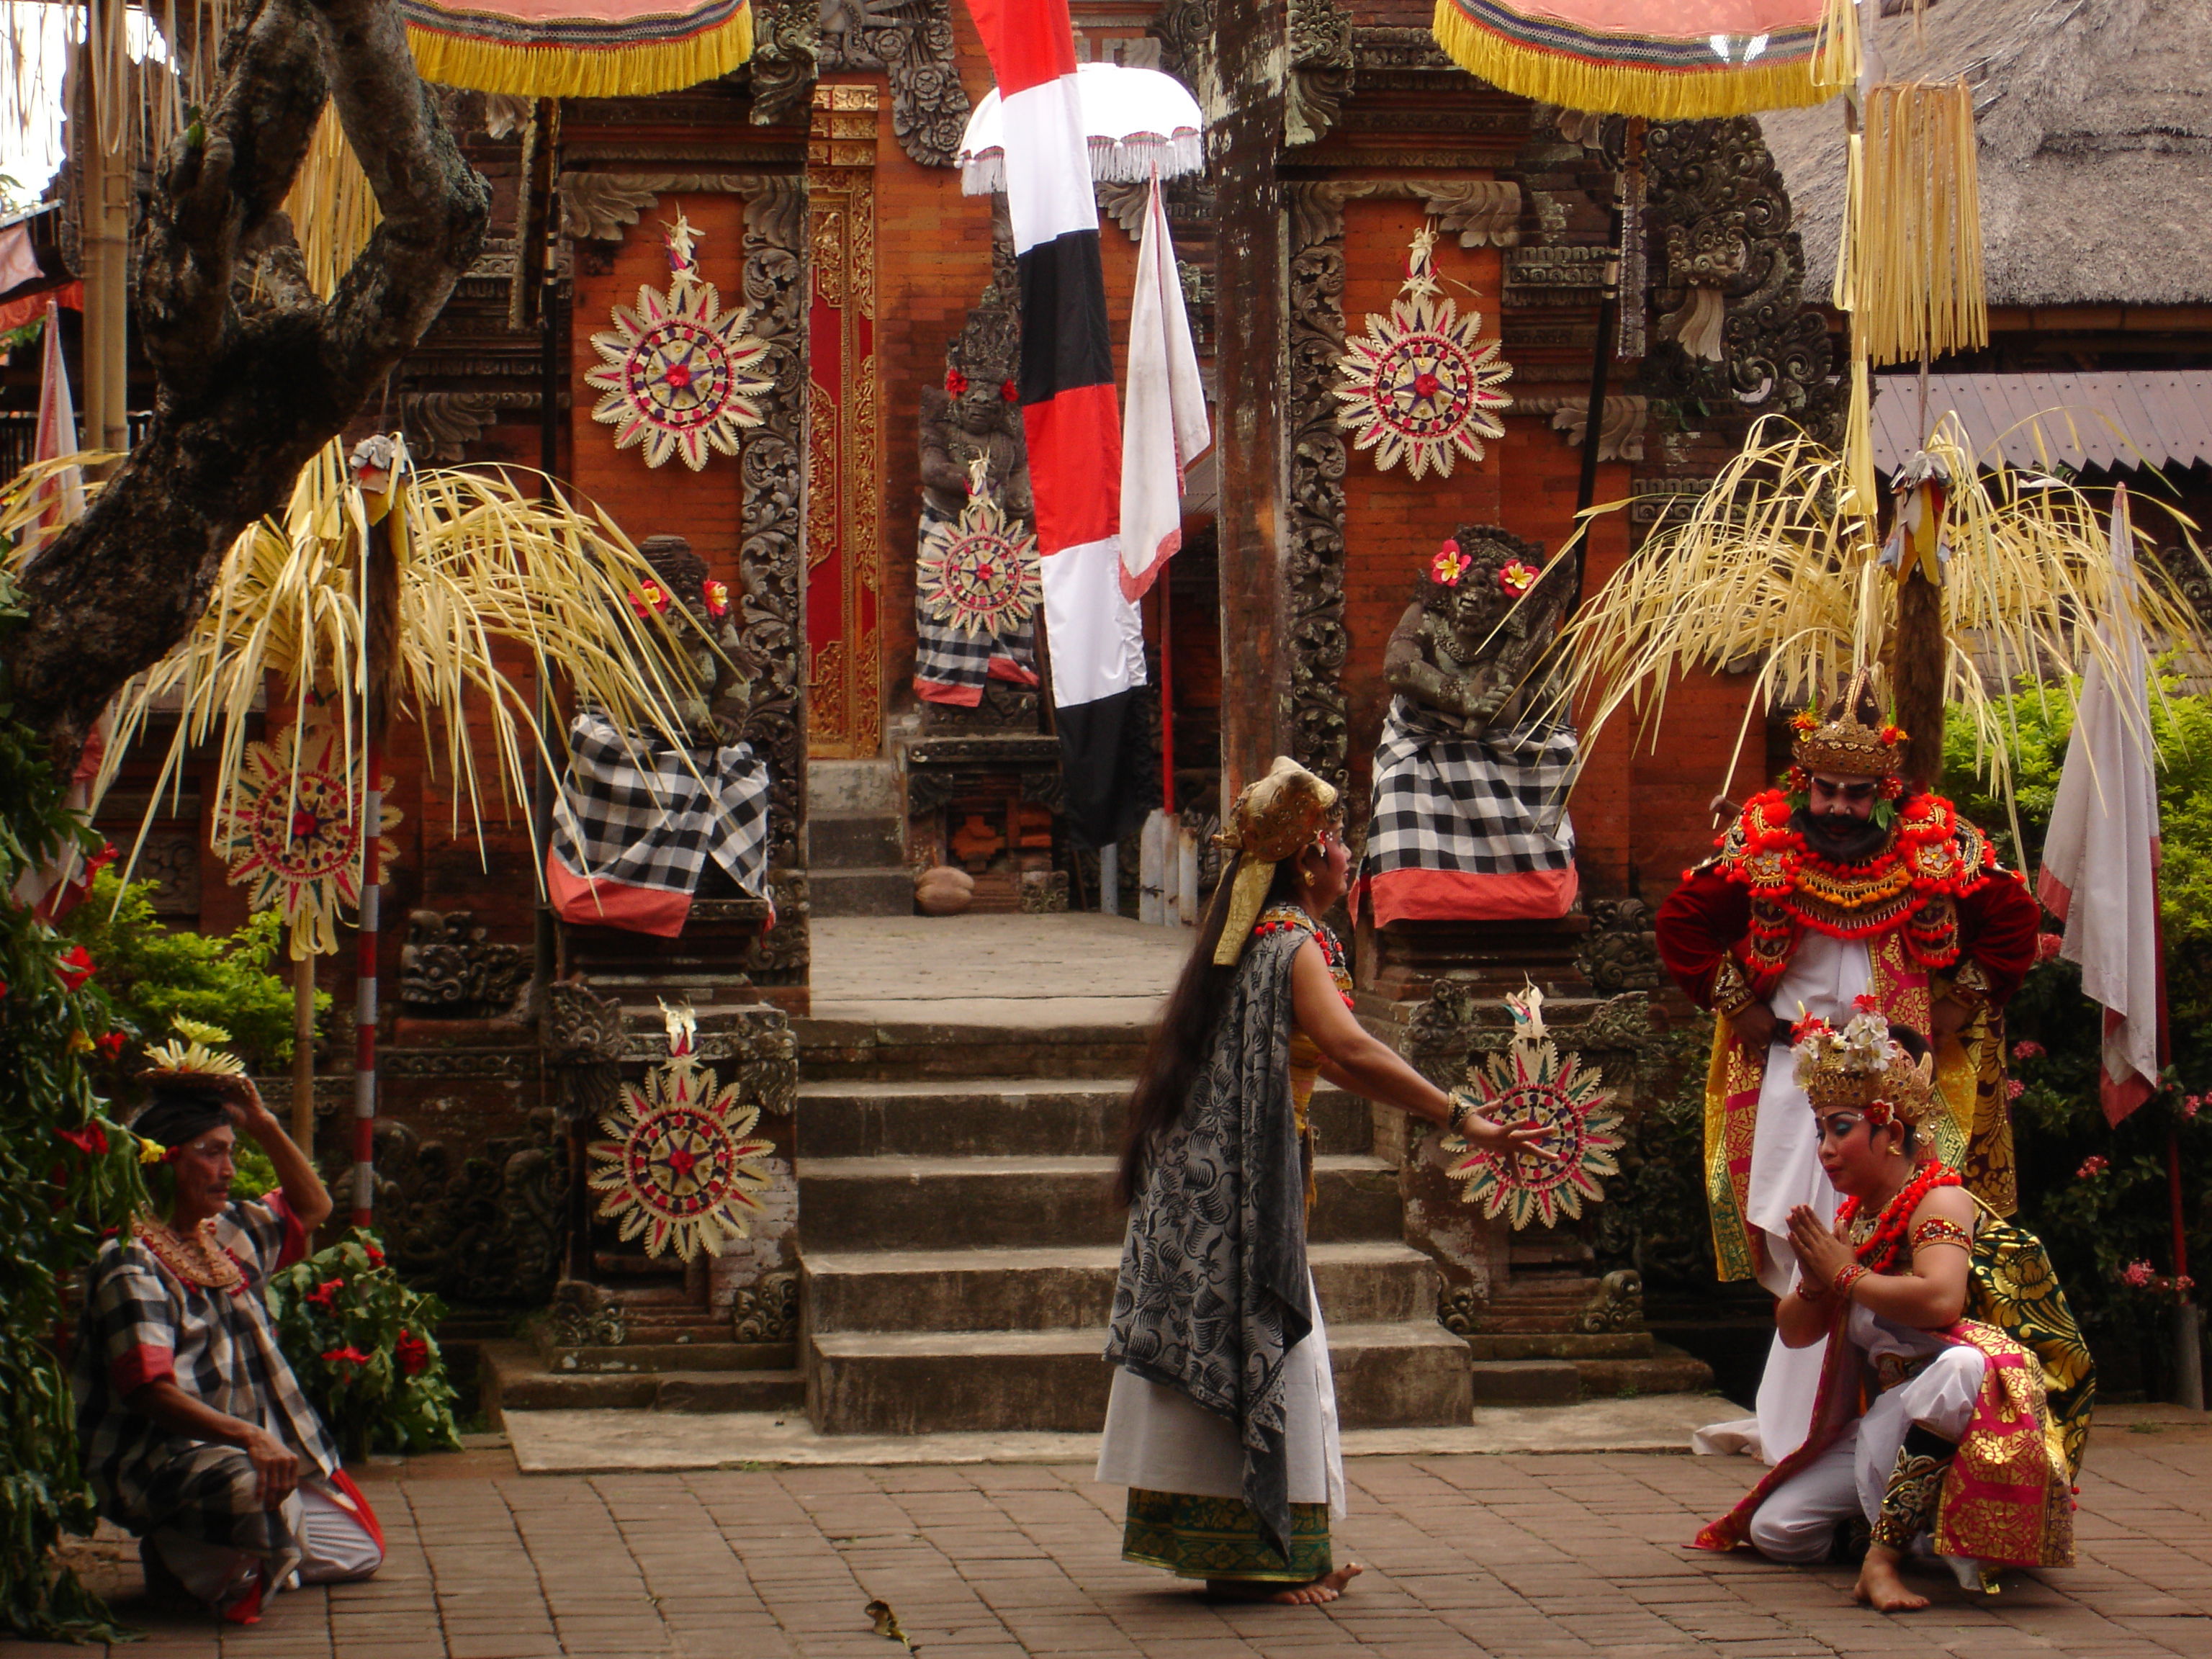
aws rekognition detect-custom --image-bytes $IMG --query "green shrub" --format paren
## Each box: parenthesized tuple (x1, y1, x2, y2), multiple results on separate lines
(268, 1231, 463, 1460)
(60, 871, 318, 1082)
(1945, 685, 2212, 1388)
(0, 579, 144, 1641)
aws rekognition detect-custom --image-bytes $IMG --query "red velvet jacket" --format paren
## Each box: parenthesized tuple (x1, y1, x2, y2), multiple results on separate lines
(1655, 790, 2041, 1012)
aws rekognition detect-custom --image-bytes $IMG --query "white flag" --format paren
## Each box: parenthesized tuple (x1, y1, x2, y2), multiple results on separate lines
(1117, 173, 1210, 601)
(2036, 482, 2164, 1123)
(24, 298, 85, 561)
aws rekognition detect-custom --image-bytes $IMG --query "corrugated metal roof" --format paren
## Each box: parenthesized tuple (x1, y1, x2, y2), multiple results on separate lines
(1871, 371, 2212, 475)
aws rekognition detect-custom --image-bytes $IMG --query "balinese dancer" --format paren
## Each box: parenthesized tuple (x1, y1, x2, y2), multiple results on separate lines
(1694, 1012, 2092, 1611)
(1655, 669, 2040, 1459)
(74, 1073, 383, 1623)
(1101, 756, 1553, 1604)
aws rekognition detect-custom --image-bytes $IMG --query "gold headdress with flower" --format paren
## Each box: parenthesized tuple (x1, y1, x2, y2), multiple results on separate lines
(1789, 665, 1905, 780)
(1791, 1007, 1932, 1128)
(1211, 756, 1340, 967)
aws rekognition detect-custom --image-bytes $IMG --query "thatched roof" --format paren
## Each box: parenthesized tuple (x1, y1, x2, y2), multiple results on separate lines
(1758, 0, 2212, 310)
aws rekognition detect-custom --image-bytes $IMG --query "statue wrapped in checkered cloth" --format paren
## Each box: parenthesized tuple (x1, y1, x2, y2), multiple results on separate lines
(1352, 525, 1579, 926)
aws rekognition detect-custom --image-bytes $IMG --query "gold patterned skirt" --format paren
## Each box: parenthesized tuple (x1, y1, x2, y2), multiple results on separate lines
(1122, 1488, 1333, 1582)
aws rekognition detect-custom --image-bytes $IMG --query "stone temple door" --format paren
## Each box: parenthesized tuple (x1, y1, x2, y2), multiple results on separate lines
(804, 85, 884, 760)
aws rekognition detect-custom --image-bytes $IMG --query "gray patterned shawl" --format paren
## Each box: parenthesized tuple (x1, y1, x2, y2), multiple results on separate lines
(1103, 925, 1312, 1562)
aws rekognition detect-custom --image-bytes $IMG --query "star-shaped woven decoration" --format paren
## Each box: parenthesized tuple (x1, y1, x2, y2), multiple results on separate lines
(1334, 225, 1514, 480)
(218, 707, 400, 958)
(586, 279, 773, 471)
(1443, 984, 1622, 1231)
(917, 462, 1040, 639)
(586, 1002, 777, 1262)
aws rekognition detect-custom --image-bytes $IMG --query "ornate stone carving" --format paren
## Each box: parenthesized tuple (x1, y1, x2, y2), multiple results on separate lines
(482, 93, 534, 141)
(134, 832, 202, 916)
(1148, 0, 1214, 105)
(1516, 394, 1648, 462)
(369, 1115, 566, 1306)
(543, 978, 625, 1120)
(1575, 896, 1664, 994)
(1285, 0, 1352, 148)
(379, 1048, 538, 1079)
(397, 391, 539, 462)
(1017, 870, 1070, 913)
(558, 173, 757, 241)
(1637, 118, 1836, 433)
(747, 0, 819, 128)
(733, 178, 813, 984)
(730, 1269, 799, 1341)
(549, 1280, 629, 1346)
(1419, 180, 1522, 248)
(1349, 25, 1454, 73)
(920, 224, 1030, 524)
(819, 0, 970, 168)
(1285, 182, 1352, 791)
(400, 910, 529, 1018)
(1385, 525, 1567, 738)
(1578, 1267, 1645, 1332)
(1436, 1279, 1485, 1336)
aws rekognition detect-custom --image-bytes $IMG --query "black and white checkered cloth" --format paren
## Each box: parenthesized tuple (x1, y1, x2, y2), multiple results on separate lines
(72, 1195, 338, 1553)
(1358, 696, 1578, 881)
(550, 711, 770, 899)
(912, 501, 1040, 705)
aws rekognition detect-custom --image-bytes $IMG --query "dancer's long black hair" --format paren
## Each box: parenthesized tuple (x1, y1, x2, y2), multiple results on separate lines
(1112, 849, 1305, 1207)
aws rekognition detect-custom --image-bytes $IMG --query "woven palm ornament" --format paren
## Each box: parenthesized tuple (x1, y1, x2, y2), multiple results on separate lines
(587, 1001, 777, 1262)
(916, 457, 1042, 639)
(1334, 225, 1514, 480)
(1444, 984, 1622, 1230)
(586, 233, 773, 472)
(219, 706, 400, 958)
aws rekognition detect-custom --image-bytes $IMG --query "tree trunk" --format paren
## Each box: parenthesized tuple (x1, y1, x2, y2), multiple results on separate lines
(6, 0, 489, 774)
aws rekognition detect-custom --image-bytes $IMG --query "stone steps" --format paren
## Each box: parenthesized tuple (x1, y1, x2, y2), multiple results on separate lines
(1466, 1344, 1717, 1406)
(796, 1151, 1405, 1251)
(793, 1020, 1152, 1082)
(806, 1322, 1473, 1437)
(797, 1076, 1372, 1159)
(804, 1239, 1437, 1334)
(481, 1341, 806, 1417)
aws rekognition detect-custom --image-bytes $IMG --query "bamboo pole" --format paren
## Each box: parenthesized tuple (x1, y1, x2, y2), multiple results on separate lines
(292, 953, 316, 1148)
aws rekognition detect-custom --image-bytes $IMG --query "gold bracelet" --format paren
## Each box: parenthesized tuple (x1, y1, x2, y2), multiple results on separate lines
(1712, 957, 1755, 1017)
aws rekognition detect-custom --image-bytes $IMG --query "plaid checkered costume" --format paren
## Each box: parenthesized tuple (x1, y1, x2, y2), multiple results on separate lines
(550, 711, 770, 903)
(1357, 696, 1578, 893)
(71, 1195, 336, 1562)
(912, 500, 1040, 706)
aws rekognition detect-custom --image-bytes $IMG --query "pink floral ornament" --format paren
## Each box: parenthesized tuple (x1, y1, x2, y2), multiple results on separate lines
(2012, 1040, 2045, 1061)
(1498, 558, 1542, 597)
(2004, 1077, 2026, 1101)
(700, 579, 730, 619)
(2121, 1260, 2157, 1288)
(1431, 539, 1469, 586)
(2075, 1155, 2108, 1179)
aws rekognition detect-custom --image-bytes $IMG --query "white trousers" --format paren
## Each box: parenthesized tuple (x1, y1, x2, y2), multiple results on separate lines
(1745, 1345, 1987, 1564)
(1097, 1278, 1346, 1516)
(155, 1476, 384, 1613)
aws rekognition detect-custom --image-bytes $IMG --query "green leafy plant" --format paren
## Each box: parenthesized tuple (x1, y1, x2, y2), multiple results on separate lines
(61, 871, 319, 1081)
(0, 574, 144, 1641)
(1946, 685, 2212, 1393)
(269, 1231, 462, 1460)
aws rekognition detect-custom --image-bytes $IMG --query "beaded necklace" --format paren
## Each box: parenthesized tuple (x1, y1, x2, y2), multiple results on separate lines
(1251, 904, 1354, 1008)
(1834, 1160, 1961, 1275)
(133, 1215, 246, 1292)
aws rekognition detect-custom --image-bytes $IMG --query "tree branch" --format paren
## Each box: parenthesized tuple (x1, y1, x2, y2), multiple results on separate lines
(6, 0, 489, 770)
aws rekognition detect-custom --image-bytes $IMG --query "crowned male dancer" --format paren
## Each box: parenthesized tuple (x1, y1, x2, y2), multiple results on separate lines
(1654, 670, 2040, 1459)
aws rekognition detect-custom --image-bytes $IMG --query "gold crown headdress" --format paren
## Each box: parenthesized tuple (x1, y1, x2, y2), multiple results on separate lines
(1791, 1008, 1931, 1128)
(1211, 756, 1340, 967)
(1787, 666, 1905, 780)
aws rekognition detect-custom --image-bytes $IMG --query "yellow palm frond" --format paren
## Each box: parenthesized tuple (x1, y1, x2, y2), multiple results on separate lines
(89, 440, 715, 913)
(1558, 415, 2209, 818)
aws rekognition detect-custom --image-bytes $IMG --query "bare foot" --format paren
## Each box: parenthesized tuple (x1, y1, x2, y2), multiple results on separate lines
(1207, 1563, 1363, 1605)
(1853, 1545, 1930, 1613)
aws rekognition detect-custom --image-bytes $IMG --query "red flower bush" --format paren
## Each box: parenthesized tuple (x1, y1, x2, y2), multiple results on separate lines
(395, 1330, 431, 1377)
(53, 945, 95, 991)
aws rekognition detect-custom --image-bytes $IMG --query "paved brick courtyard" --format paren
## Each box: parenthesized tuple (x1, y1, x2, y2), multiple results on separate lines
(14, 1426, 2212, 1659)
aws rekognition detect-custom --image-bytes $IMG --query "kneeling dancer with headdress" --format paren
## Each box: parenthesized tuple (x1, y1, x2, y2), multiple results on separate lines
(74, 1073, 382, 1623)
(1693, 1013, 2091, 1610)
(1100, 757, 1555, 1603)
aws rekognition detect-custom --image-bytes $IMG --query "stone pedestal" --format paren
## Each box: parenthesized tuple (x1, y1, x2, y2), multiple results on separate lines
(902, 732, 1070, 914)
(1355, 913, 1593, 1004)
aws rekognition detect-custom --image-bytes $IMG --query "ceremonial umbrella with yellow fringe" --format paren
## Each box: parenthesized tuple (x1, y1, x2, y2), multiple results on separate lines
(1428, 0, 1855, 120)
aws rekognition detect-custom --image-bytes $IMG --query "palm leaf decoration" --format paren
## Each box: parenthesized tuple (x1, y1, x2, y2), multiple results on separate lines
(1, 440, 720, 946)
(1554, 415, 2210, 827)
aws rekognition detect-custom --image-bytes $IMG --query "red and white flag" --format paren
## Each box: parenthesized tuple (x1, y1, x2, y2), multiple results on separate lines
(2036, 483, 2167, 1123)
(22, 297, 86, 559)
(962, 0, 1148, 850)
(1118, 173, 1209, 601)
